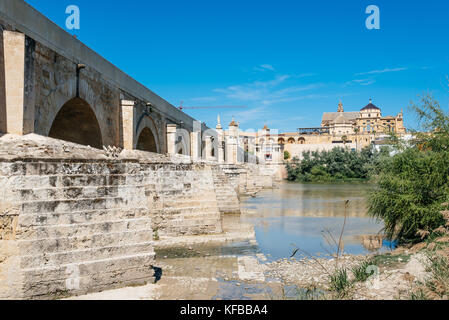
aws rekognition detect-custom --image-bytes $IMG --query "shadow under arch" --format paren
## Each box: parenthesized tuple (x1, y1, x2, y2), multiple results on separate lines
(135, 115, 161, 154)
(136, 127, 158, 153)
(48, 97, 103, 149)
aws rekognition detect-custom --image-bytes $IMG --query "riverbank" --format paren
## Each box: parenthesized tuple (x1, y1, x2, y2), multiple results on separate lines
(65, 237, 448, 300)
(62, 181, 449, 300)
(63, 182, 391, 300)
(265, 233, 449, 300)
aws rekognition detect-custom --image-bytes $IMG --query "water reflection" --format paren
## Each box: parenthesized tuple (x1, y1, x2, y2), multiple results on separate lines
(243, 182, 372, 218)
(240, 182, 386, 260)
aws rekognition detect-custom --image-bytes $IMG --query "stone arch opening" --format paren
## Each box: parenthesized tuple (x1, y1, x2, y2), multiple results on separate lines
(176, 131, 190, 156)
(136, 127, 157, 153)
(49, 98, 103, 149)
(135, 115, 160, 154)
(278, 138, 285, 145)
(299, 137, 306, 144)
(288, 138, 295, 144)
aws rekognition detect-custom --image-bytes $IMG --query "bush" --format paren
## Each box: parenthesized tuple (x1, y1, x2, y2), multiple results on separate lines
(285, 147, 386, 182)
(368, 148, 448, 242)
(368, 95, 449, 243)
(329, 268, 351, 298)
(351, 260, 376, 282)
(284, 150, 291, 160)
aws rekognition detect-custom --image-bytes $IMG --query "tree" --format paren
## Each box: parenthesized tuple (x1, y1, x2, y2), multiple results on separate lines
(284, 150, 291, 160)
(368, 95, 449, 243)
(285, 147, 382, 182)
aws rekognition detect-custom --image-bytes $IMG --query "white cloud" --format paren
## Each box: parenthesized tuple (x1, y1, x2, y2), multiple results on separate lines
(345, 79, 376, 86)
(189, 96, 218, 102)
(203, 72, 329, 129)
(223, 106, 269, 125)
(214, 75, 290, 101)
(355, 67, 407, 76)
(294, 73, 316, 79)
(213, 75, 323, 104)
(254, 64, 275, 72)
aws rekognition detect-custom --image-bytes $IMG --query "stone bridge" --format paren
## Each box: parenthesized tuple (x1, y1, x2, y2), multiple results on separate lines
(0, 0, 210, 157)
(0, 0, 280, 299)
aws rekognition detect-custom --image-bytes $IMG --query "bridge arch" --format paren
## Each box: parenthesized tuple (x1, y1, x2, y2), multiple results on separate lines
(176, 139, 188, 155)
(135, 116, 161, 153)
(176, 128, 190, 156)
(48, 97, 103, 149)
(136, 127, 157, 153)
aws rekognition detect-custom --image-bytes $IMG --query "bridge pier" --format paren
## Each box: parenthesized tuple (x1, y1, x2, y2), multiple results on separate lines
(2, 30, 33, 135)
(166, 124, 178, 155)
(120, 100, 136, 150)
(205, 136, 213, 161)
(190, 131, 200, 161)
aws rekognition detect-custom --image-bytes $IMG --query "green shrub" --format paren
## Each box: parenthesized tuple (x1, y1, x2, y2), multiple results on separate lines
(285, 147, 387, 183)
(368, 148, 447, 242)
(284, 150, 291, 160)
(368, 95, 449, 243)
(329, 268, 351, 297)
(351, 260, 376, 282)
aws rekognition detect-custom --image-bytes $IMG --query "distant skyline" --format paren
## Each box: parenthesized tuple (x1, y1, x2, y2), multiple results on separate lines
(26, 0, 449, 132)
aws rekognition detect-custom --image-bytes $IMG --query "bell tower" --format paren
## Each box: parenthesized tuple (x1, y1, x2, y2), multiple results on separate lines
(337, 101, 344, 113)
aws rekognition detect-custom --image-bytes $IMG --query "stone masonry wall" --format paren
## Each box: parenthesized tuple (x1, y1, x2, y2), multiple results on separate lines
(0, 159, 155, 299)
(219, 164, 278, 196)
(146, 160, 223, 237)
(0, 142, 223, 299)
(211, 166, 240, 215)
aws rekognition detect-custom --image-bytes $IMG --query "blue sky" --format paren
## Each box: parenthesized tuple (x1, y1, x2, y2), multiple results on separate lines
(25, 0, 449, 132)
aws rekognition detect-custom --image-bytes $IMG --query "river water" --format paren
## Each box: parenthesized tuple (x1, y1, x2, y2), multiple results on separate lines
(74, 182, 389, 299)
(149, 182, 389, 299)
(239, 182, 386, 261)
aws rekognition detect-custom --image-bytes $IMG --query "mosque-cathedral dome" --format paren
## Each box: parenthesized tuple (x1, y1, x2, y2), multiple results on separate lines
(361, 99, 381, 111)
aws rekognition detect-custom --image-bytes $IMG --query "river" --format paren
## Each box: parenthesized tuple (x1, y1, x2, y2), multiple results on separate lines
(239, 182, 385, 261)
(77, 182, 389, 299)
